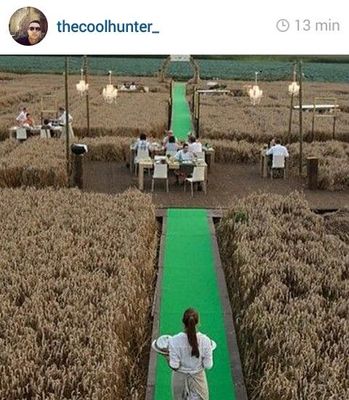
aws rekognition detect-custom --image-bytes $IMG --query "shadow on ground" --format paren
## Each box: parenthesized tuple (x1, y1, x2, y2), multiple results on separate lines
(83, 161, 349, 209)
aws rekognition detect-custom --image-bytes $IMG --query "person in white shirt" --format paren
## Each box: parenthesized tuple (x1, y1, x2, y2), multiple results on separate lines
(165, 135, 179, 154)
(266, 139, 289, 158)
(57, 107, 74, 139)
(57, 107, 73, 125)
(188, 135, 202, 154)
(16, 107, 27, 125)
(175, 143, 194, 162)
(163, 130, 178, 146)
(168, 308, 215, 400)
(134, 133, 150, 153)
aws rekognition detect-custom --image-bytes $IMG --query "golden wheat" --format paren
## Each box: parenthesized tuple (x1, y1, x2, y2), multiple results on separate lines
(0, 73, 169, 141)
(0, 187, 157, 399)
(217, 192, 349, 400)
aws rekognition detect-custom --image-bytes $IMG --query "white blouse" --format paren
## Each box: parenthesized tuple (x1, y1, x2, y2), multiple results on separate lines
(169, 332, 214, 374)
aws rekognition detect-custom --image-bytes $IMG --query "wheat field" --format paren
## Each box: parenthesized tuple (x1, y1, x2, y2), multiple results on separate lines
(197, 80, 349, 144)
(217, 192, 349, 400)
(0, 73, 169, 141)
(0, 188, 157, 399)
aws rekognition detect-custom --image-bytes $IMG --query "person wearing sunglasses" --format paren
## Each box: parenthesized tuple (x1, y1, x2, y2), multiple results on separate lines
(16, 20, 44, 46)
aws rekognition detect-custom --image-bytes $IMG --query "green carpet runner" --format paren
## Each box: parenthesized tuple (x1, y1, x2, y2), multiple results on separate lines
(171, 82, 192, 141)
(154, 209, 236, 399)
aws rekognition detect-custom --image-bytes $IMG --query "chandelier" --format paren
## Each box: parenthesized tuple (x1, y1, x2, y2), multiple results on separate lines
(102, 71, 118, 104)
(288, 81, 300, 96)
(76, 68, 89, 96)
(248, 71, 263, 105)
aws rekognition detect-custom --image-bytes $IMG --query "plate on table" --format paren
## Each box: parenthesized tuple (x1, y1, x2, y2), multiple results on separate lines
(152, 335, 172, 355)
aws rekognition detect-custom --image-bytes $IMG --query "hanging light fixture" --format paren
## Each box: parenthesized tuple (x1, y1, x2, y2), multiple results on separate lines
(76, 68, 89, 96)
(288, 81, 300, 96)
(102, 70, 118, 104)
(248, 71, 263, 105)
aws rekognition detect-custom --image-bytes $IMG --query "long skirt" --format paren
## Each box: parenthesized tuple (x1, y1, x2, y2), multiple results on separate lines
(60, 124, 75, 140)
(172, 369, 209, 400)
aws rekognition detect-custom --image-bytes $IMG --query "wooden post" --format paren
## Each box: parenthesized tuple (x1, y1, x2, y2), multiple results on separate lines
(288, 94, 294, 144)
(72, 154, 83, 189)
(197, 92, 201, 138)
(64, 56, 70, 185)
(311, 98, 316, 142)
(169, 80, 173, 129)
(192, 86, 195, 113)
(83, 55, 90, 137)
(167, 98, 172, 130)
(298, 60, 303, 176)
(287, 64, 297, 144)
(307, 157, 318, 190)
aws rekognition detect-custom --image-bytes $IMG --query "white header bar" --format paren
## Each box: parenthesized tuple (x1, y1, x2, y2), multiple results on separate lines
(1, 1, 348, 54)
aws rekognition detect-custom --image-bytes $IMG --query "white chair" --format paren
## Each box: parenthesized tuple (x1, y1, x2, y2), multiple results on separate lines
(151, 163, 169, 192)
(184, 166, 206, 197)
(40, 128, 51, 139)
(271, 155, 286, 179)
(134, 148, 150, 175)
(16, 128, 27, 140)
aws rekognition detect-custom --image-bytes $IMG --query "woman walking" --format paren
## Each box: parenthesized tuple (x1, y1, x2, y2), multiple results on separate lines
(168, 308, 216, 400)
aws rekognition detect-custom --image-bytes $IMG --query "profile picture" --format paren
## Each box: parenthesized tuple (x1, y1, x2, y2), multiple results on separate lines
(9, 7, 48, 46)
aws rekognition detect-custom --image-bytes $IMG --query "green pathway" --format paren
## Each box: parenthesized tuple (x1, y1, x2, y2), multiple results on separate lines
(154, 209, 236, 399)
(171, 82, 192, 141)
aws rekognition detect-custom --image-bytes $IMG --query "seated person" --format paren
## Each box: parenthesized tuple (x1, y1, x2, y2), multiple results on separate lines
(266, 138, 289, 158)
(16, 107, 27, 125)
(120, 82, 127, 90)
(165, 135, 179, 154)
(129, 82, 137, 91)
(23, 113, 35, 127)
(266, 139, 289, 173)
(175, 143, 194, 162)
(188, 135, 202, 154)
(41, 118, 54, 137)
(162, 130, 177, 146)
(57, 107, 73, 125)
(134, 133, 150, 154)
(174, 143, 194, 182)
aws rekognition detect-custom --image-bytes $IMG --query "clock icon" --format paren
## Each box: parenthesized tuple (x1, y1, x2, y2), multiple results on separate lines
(276, 19, 290, 32)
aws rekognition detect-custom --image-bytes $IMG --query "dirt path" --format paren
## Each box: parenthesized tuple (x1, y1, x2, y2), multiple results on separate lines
(83, 161, 349, 209)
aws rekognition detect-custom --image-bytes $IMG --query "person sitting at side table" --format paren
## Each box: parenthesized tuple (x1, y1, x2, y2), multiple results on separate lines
(16, 107, 27, 126)
(23, 113, 35, 127)
(266, 138, 289, 158)
(21, 112, 35, 138)
(57, 106, 74, 139)
(266, 138, 289, 176)
(41, 119, 54, 137)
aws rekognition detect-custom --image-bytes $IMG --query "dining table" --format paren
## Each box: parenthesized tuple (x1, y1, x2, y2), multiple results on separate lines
(9, 125, 63, 140)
